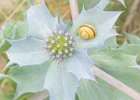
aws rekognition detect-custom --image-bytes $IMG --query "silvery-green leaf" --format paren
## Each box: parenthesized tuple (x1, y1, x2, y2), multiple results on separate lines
(89, 48, 139, 68)
(0, 25, 10, 54)
(104, 36, 118, 48)
(70, 0, 121, 48)
(44, 61, 79, 100)
(120, 34, 140, 64)
(118, 42, 140, 64)
(102, 0, 125, 9)
(64, 50, 95, 80)
(125, 33, 140, 44)
(78, 80, 109, 100)
(55, 16, 67, 31)
(97, 65, 140, 93)
(119, 42, 140, 56)
(0, 74, 7, 80)
(119, 0, 125, 7)
(4, 1, 127, 100)
(0, 38, 5, 50)
(119, 41, 140, 63)
(0, 32, 10, 54)
(77, 79, 132, 100)
(0, 20, 27, 54)
(6, 37, 49, 67)
(89, 48, 140, 93)
(104, 34, 140, 63)
(0, 39, 10, 54)
(78, 0, 100, 11)
(11, 60, 80, 100)
(3, 20, 27, 40)
(11, 61, 51, 98)
(76, 29, 118, 48)
(70, 2, 121, 35)
(0, 32, 4, 47)
(27, 0, 58, 40)
(96, 76, 132, 100)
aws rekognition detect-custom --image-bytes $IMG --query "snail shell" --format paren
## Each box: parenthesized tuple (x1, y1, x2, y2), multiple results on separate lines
(79, 24, 96, 40)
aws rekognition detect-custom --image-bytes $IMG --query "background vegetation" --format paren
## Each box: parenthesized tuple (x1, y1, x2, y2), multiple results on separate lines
(0, 0, 140, 99)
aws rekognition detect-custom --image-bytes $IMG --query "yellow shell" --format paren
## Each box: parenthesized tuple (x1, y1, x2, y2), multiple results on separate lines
(79, 24, 96, 40)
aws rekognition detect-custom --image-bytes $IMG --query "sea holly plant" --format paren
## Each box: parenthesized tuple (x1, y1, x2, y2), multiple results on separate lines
(3, 0, 123, 99)
(0, 20, 27, 54)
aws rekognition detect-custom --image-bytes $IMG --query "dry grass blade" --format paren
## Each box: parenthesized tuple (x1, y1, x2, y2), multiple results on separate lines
(0, 9, 8, 19)
(122, 0, 140, 33)
(0, 54, 7, 72)
(4, 0, 26, 24)
(69, 0, 79, 21)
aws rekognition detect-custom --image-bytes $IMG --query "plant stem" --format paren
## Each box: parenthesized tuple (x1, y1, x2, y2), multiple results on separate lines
(92, 67, 140, 100)
(69, 0, 79, 21)
(29, 91, 49, 100)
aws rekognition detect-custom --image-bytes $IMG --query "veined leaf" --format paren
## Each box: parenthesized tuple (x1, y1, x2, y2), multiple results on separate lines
(0, 20, 27, 54)
(3, 20, 27, 40)
(77, 79, 132, 100)
(89, 47, 140, 93)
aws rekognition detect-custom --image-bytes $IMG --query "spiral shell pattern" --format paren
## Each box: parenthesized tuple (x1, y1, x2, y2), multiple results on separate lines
(79, 24, 96, 40)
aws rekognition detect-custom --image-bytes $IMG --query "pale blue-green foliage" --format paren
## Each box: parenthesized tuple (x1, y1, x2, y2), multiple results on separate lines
(119, 42, 140, 64)
(70, 0, 122, 48)
(0, 20, 27, 54)
(104, 36, 119, 48)
(44, 61, 79, 100)
(119, 34, 140, 64)
(6, 38, 49, 67)
(0, 74, 7, 80)
(3, 0, 129, 100)
(63, 50, 95, 80)
(3, 21, 27, 39)
(11, 61, 51, 98)
(81, 34, 140, 100)
(77, 79, 132, 100)
(5, 1, 106, 100)
(0, 31, 9, 54)
(27, 0, 58, 40)
(10, 50, 95, 100)
(102, 0, 125, 9)
(125, 33, 140, 44)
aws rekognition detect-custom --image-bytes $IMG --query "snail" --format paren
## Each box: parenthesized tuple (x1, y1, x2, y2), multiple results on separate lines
(79, 24, 96, 40)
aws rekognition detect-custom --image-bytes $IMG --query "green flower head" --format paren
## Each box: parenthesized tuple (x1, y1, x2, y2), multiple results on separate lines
(6, 0, 122, 99)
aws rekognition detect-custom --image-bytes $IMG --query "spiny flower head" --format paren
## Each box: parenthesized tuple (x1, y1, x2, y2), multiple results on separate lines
(45, 31, 75, 60)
